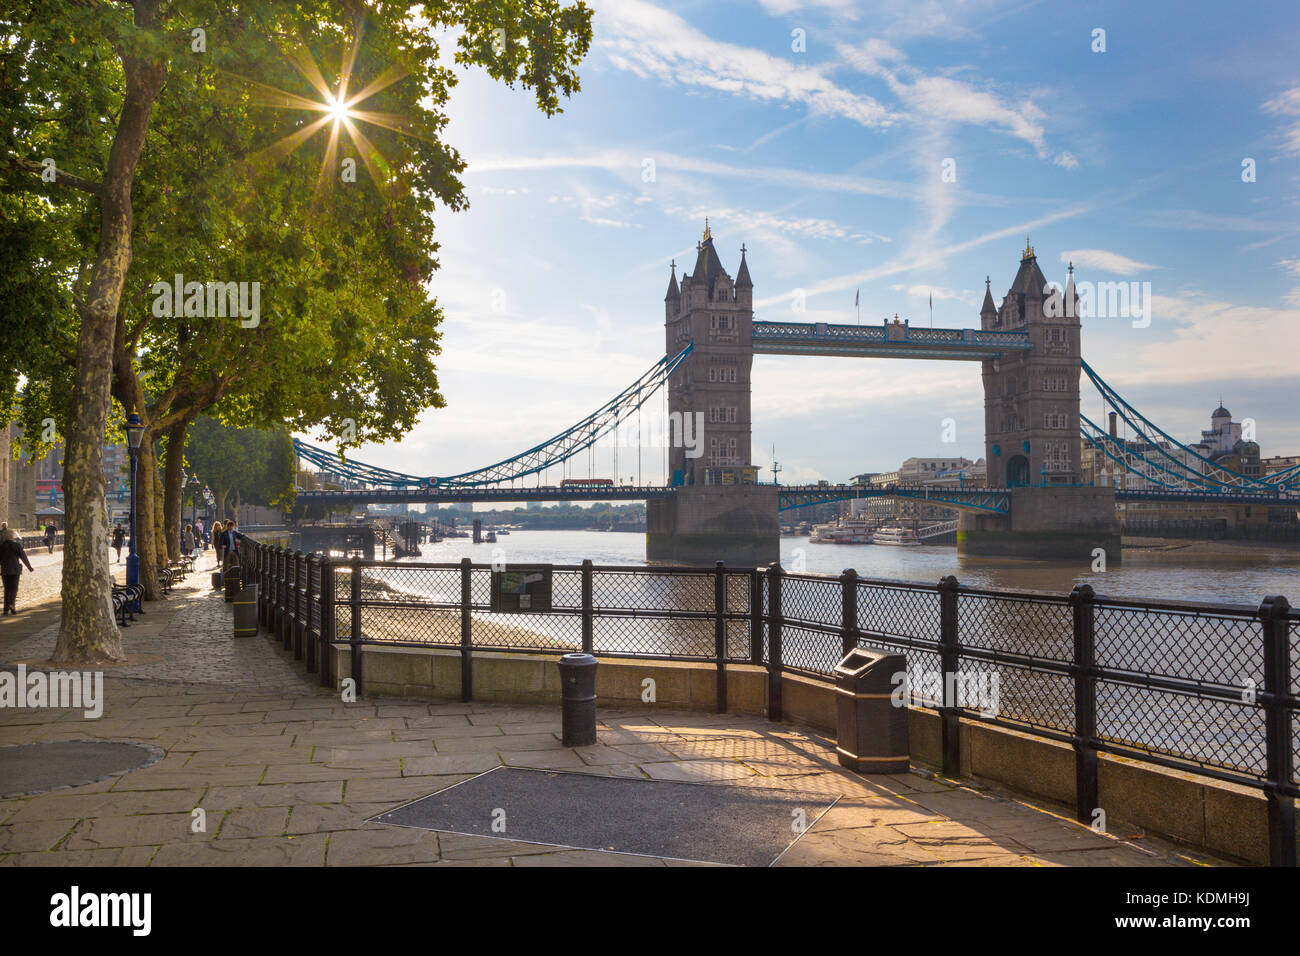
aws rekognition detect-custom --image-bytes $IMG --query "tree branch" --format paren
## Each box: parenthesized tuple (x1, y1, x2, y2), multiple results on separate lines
(11, 156, 103, 197)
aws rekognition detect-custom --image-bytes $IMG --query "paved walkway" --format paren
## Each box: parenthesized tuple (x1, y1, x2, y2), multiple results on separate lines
(0, 570, 1233, 866)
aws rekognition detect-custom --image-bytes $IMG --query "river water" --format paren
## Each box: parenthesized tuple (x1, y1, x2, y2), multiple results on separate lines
(396, 529, 1300, 607)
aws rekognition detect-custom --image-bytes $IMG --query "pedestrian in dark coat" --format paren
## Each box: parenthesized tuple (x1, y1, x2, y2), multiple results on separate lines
(0, 528, 36, 615)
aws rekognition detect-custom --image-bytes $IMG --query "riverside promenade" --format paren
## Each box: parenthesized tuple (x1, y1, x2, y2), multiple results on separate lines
(0, 560, 1231, 866)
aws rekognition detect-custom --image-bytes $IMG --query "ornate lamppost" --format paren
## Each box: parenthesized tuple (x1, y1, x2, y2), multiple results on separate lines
(124, 413, 145, 607)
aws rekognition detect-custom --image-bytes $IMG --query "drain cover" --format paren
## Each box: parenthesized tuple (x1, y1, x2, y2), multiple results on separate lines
(371, 767, 839, 866)
(0, 741, 161, 798)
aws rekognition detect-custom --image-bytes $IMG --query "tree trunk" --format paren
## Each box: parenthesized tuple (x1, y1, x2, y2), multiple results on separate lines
(161, 420, 189, 562)
(53, 6, 166, 664)
(134, 435, 162, 601)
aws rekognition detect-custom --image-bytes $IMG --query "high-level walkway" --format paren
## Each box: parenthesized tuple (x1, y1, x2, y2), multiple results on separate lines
(0, 568, 1232, 866)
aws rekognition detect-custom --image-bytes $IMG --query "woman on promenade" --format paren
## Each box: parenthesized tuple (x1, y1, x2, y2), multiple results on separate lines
(213, 520, 227, 567)
(183, 523, 196, 558)
(0, 528, 36, 615)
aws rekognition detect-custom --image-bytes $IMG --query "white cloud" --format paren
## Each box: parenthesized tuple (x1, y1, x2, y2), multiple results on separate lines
(1059, 249, 1158, 276)
(1262, 87, 1300, 155)
(594, 0, 896, 128)
(836, 40, 1051, 157)
(469, 148, 1018, 210)
(889, 283, 978, 306)
(754, 204, 1090, 308)
(753, 0, 862, 16)
(1104, 292, 1300, 387)
(664, 204, 889, 243)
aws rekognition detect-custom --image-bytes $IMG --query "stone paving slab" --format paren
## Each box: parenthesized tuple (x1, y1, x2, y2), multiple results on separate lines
(0, 574, 1237, 867)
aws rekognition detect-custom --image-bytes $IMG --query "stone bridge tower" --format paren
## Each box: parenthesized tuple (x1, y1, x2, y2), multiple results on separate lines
(980, 239, 1083, 488)
(665, 221, 756, 487)
(961, 240, 1119, 563)
(650, 223, 776, 564)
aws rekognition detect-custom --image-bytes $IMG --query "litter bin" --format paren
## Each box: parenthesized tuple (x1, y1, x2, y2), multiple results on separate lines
(834, 647, 910, 774)
(233, 583, 258, 638)
(556, 652, 598, 747)
(211, 569, 223, 589)
(223, 564, 242, 603)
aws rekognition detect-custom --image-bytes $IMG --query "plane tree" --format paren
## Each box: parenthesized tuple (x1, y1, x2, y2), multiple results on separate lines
(3, 0, 593, 661)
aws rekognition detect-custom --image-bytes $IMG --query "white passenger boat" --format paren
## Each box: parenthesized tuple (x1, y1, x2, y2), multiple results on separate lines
(872, 526, 921, 546)
(810, 518, 873, 544)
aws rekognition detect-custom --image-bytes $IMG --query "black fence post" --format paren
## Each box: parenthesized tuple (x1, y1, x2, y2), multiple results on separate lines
(305, 553, 318, 673)
(1260, 595, 1296, 867)
(766, 563, 784, 722)
(937, 575, 961, 776)
(283, 551, 297, 652)
(350, 557, 363, 697)
(1070, 583, 1099, 825)
(840, 568, 860, 658)
(581, 559, 594, 655)
(714, 562, 727, 714)
(749, 568, 763, 665)
(319, 556, 334, 687)
(258, 543, 269, 630)
(460, 557, 473, 702)
(292, 551, 305, 659)
(269, 547, 280, 634)
(277, 547, 288, 641)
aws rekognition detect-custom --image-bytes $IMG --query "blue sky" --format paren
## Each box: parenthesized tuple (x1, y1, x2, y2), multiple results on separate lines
(322, 0, 1300, 488)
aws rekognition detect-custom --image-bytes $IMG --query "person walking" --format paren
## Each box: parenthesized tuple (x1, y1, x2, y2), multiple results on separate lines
(213, 520, 227, 567)
(43, 523, 56, 554)
(195, 518, 205, 551)
(111, 523, 126, 563)
(223, 519, 240, 572)
(183, 523, 196, 559)
(1, 528, 36, 615)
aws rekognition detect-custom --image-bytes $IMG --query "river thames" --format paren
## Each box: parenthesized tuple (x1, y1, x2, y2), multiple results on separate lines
(395, 529, 1300, 606)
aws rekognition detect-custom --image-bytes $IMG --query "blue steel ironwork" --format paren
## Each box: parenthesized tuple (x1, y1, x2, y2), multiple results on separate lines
(297, 485, 673, 507)
(294, 344, 693, 490)
(1080, 414, 1217, 491)
(1083, 418, 1298, 503)
(777, 483, 1011, 514)
(1116, 488, 1300, 506)
(752, 321, 1032, 361)
(1081, 360, 1285, 489)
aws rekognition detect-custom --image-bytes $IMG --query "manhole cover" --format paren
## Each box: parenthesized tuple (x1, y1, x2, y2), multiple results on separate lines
(371, 767, 839, 866)
(0, 741, 162, 798)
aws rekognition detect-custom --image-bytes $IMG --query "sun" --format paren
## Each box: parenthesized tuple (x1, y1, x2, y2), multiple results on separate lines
(237, 15, 424, 194)
(327, 95, 351, 123)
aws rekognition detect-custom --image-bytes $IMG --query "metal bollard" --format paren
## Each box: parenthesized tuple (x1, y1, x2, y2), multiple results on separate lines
(224, 564, 242, 603)
(556, 652, 598, 747)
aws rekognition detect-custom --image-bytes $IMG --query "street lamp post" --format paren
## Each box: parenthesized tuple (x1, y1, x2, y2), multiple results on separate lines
(124, 413, 145, 610)
(189, 474, 201, 535)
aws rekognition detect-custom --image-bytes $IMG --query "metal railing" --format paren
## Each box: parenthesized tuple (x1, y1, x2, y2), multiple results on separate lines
(239, 535, 1299, 864)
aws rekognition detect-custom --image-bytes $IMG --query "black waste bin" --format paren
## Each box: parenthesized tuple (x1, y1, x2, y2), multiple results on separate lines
(233, 583, 258, 638)
(211, 569, 223, 589)
(223, 565, 242, 603)
(556, 652, 598, 747)
(834, 647, 910, 774)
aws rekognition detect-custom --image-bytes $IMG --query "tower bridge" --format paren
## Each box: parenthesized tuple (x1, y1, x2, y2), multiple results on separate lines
(293, 228, 1299, 564)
